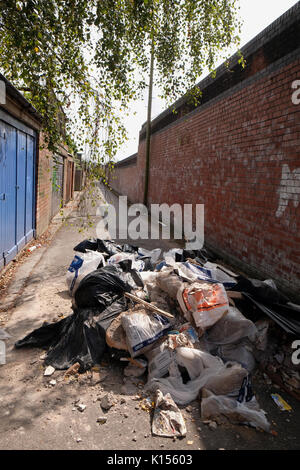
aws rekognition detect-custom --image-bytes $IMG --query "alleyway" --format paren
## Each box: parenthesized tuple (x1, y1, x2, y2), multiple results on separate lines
(0, 184, 299, 450)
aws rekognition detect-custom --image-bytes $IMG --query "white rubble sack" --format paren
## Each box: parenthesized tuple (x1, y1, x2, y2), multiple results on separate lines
(177, 281, 229, 330)
(121, 308, 173, 358)
(146, 347, 248, 406)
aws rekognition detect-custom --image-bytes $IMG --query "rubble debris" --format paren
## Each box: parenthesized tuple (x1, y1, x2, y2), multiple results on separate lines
(208, 421, 218, 430)
(106, 313, 128, 350)
(152, 390, 187, 438)
(27, 244, 41, 253)
(97, 416, 107, 424)
(65, 362, 81, 377)
(44, 366, 55, 376)
(140, 397, 154, 413)
(121, 379, 138, 395)
(100, 393, 116, 410)
(271, 394, 292, 411)
(76, 403, 86, 412)
(13, 238, 300, 434)
(124, 363, 146, 377)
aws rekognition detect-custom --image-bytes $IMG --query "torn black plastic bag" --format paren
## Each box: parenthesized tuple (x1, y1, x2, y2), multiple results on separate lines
(232, 276, 289, 305)
(45, 298, 128, 370)
(121, 243, 138, 254)
(74, 264, 135, 309)
(117, 259, 144, 287)
(73, 238, 126, 257)
(15, 297, 128, 370)
(242, 294, 300, 336)
(230, 276, 299, 335)
(73, 238, 101, 254)
(15, 315, 74, 350)
(175, 247, 218, 264)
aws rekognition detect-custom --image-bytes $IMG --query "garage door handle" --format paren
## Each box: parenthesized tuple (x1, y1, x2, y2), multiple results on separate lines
(0, 193, 5, 200)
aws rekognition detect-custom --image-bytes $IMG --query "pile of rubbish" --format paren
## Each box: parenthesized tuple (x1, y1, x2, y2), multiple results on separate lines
(15, 239, 300, 436)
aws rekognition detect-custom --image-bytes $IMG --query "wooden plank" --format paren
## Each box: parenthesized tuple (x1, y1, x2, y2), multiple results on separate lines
(124, 292, 174, 319)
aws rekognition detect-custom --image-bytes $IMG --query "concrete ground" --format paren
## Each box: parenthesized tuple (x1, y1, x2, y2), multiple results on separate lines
(0, 183, 299, 451)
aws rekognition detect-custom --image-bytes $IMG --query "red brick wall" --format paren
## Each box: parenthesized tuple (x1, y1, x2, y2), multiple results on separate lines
(36, 133, 52, 236)
(109, 6, 300, 297)
(110, 161, 141, 203)
(36, 138, 73, 235)
(137, 58, 300, 296)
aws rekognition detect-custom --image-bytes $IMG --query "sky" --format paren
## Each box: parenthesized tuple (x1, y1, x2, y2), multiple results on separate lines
(115, 0, 299, 161)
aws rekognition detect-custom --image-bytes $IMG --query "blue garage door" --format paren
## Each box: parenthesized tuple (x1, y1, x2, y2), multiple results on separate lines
(0, 110, 36, 268)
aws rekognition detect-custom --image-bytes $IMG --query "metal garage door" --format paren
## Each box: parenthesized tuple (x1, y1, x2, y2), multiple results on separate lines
(0, 110, 36, 268)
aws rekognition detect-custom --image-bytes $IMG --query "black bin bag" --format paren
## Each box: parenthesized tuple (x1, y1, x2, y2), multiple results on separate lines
(74, 264, 134, 308)
(15, 297, 128, 371)
(15, 265, 135, 370)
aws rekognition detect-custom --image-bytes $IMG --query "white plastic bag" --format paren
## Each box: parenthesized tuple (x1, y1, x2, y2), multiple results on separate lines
(146, 347, 224, 405)
(139, 271, 159, 285)
(199, 362, 248, 396)
(108, 252, 135, 265)
(175, 346, 223, 379)
(66, 250, 105, 295)
(107, 252, 145, 271)
(203, 261, 237, 288)
(201, 389, 270, 432)
(146, 283, 170, 312)
(163, 248, 183, 266)
(138, 248, 162, 264)
(175, 262, 214, 283)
